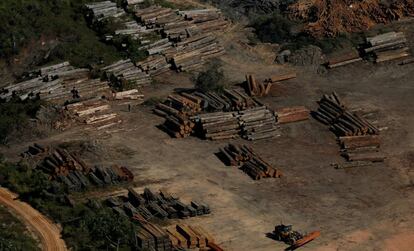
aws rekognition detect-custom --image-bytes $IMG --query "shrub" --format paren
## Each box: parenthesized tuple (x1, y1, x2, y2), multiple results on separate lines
(194, 61, 226, 93)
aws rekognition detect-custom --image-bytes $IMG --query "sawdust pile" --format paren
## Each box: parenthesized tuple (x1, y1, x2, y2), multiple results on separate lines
(288, 0, 414, 37)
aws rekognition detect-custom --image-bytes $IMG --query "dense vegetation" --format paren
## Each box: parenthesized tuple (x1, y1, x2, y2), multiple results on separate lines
(0, 159, 137, 250)
(0, 0, 122, 67)
(0, 204, 40, 251)
(0, 97, 43, 144)
(251, 13, 364, 53)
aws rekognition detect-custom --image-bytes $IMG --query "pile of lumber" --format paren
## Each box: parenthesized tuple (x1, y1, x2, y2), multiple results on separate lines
(106, 188, 210, 220)
(101, 59, 152, 87)
(275, 106, 309, 124)
(166, 224, 224, 251)
(162, 114, 195, 138)
(135, 6, 178, 27)
(136, 54, 171, 76)
(194, 111, 240, 140)
(327, 50, 362, 68)
(26, 144, 134, 191)
(245, 74, 272, 97)
(155, 93, 202, 117)
(339, 135, 385, 164)
(85, 1, 126, 22)
(365, 32, 411, 63)
(239, 106, 278, 140)
(139, 38, 173, 56)
(65, 100, 122, 130)
(312, 92, 379, 137)
(166, 33, 225, 72)
(219, 144, 282, 180)
(112, 89, 144, 101)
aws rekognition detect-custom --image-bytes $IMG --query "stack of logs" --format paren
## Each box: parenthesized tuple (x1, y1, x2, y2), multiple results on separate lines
(312, 92, 379, 137)
(85, 1, 126, 23)
(0, 62, 111, 103)
(105, 188, 210, 220)
(135, 220, 173, 251)
(219, 144, 282, 180)
(26, 144, 134, 191)
(194, 111, 240, 140)
(312, 92, 385, 164)
(166, 224, 224, 251)
(245, 74, 272, 97)
(136, 54, 171, 76)
(64, 100, 122, 131)
(113, 89, 144, 101)
(239, 107, 278, 140)
(275, 106, 310, 124)
(365, 32, 411, 63)
(101, 59, 152, 87)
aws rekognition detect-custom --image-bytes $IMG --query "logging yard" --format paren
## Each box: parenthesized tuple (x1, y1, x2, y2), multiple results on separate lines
(0, 0, 414, 251)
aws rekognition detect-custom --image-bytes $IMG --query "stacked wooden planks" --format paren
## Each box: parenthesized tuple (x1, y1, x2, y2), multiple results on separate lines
(25, 144, 134, 191)
(275, 106, 310, 124)
(166, 224, 224, 250)
(101, 59, 152, 87)
(0, 62, 111, 103)
(194, 111, 240, 140)
(219, 144, 283, 180)
(239, 106, 278, 140)
(245, 74, 272, 97)
(365, 32, 411, 63)
(65, 100, 122, 130)
(85, 1, 126, 22)
(312, 92, 379, 137)
(134, 220, 172, 251)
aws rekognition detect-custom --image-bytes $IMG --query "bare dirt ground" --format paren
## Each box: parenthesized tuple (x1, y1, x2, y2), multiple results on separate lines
(0, 188, 67, 251)
(1, 12, 414, 251)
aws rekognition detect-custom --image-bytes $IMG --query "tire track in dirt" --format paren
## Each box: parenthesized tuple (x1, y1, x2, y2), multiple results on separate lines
(0, 188, 67, 251)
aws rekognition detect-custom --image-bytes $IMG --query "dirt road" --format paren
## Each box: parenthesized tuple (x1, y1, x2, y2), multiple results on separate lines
(0, 188, 67, 251)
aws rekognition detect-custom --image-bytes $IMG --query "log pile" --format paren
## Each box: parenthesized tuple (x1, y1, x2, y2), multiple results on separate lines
(113, 89, 144, 101)
(136, 54, 171, 75)
(166, 224, 224, 251)
(275, 106, 309, 124)
(65, 100, 122, 130)
(26, 144, 133, 191)
(339, 135, 385, 163)
(239, 107, 278, 140)
(194, 111, 240, 140)
(167, 33, 225, 72)
(101, 59, 152, 87)
(85, 1, 126, 22)
(312, 92, 385, 163)
(179, 9, 229, 33)
(312, 92, 379, 137)
(135, 221, 172, 251)
(327, 50, 362, 68)
(0, 62, 110, 103)
(140, 38, 173, 55)
(219, 144, 282, 180)
(113, 20, 148, 40)
(105, 188, 210, 220)
(245, 74, 272, 97)
(365, 32, 411, 63)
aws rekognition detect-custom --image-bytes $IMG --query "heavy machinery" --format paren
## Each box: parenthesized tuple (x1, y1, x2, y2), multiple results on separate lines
(273, 224, 320, 250)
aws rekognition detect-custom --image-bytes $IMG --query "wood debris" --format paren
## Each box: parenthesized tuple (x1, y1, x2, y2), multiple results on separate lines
(365, 32, 411, 63)
(219, 144, 282, 180)
(275, 106, 310, 124)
